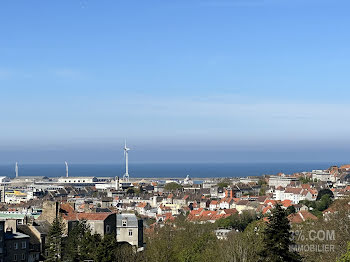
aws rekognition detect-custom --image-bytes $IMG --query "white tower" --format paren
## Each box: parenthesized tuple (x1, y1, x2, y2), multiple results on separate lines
(65, 161, 69, 177)
(123, 140, 130, 182)
(15, 162, 18, 178)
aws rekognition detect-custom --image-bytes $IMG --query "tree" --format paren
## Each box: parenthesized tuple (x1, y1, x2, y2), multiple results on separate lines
(215, 211, 258, 231)
(94, 234, 119, 262)
(316, 194, 332, 211)
(126, 188, 135, 194)
(258, 204, 302, 262)
(338, 242, 350, 262)
(299, 176, 312, 184)
(316, 188, 334, 201)
(259, 185, 267, 196)
(219, 220, 265, 262)
(258, 178, 267, 186)
(286, 205, 296, 215)
(217, 182, 229, 189)
(46, 217, 64, 262)
(164, 182, 182, 191)
(144, 220, 219, 262)
(63, 220, 97, 262)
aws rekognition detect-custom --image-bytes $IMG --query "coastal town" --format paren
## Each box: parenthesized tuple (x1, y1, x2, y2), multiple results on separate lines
(0, 160, 349, 261)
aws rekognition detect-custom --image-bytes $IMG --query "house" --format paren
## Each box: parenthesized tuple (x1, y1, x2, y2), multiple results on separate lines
(116, 214, 143, 250)
(3, 220, 30, 262)
(219, 209, 238, 217)
(0, 221, 4, 262)
(156, 213, 175, 223)
(70, 213, 116, 237)
(219, 198, 236, 209)
(268, 175, 299, 188)
(187, 209, 231, 223)
(58, 177, 98, 185)
(209, 200, 218, 211)
(288, 211, 317, 223)
(214, 229, 233, 240)
(17, 225, 41, 262)
(235, 200, 255, 214)
(135, 202, 151, 216)
(199, 198, 210, 209)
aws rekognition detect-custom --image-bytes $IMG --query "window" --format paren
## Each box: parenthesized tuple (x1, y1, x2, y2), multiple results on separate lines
(21, 254, 25, 261)
(13, 254, 17, 261)
(122, 220, 127, 227)
(106, 225, 110, 233)
(22, 241, 26, 249)
(14, 243, 18, 249)
(128, 229, 133, 236)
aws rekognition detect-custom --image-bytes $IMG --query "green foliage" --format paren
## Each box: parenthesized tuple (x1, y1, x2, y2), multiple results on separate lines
(126, 187, 135, 194)
(215, 211, 258, 231)
(178, 232, 217, 262)
(94, 234, 119, 262)
(259, 185, 267, 196)
(219, 220, 266, 262)
(338, 242, 350, 262)
(63, 220, 98, 262)
(300, 194, 333, 218)
(316, 194, 332, 211)
(217, 182, 229, 189)
(164, 182, 182, 191)
(59, 220, 142, 262)
(286, 205, 296, 215)
(258, 178, 267, 186)
(299, 176, 312, 184)
(258, 204, 302, 262)
(317, 188, 334, 201)
(46, 217, 64, 262)
(144, 221, 219, 262)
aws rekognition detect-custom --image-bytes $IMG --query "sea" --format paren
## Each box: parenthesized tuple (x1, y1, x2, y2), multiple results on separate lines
(0, 162, 345, 179)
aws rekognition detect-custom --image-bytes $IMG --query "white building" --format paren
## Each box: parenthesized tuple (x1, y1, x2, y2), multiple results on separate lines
(183, 175, 194, 186)
(311, 170, 335, 182)
(268, 175, 299, 188)
(0, 177, 10, 184)
(58, 177, 98, 184)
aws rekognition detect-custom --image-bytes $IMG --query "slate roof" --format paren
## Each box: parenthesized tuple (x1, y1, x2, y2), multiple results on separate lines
(17, 225, 41, 246)
(116, 213, 139, 227)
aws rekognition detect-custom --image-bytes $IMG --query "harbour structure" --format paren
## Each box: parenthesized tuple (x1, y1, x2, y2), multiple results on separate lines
(15, 162, 18, 178)
(123, 141, 130, 182)
(65, 161, 69, 178)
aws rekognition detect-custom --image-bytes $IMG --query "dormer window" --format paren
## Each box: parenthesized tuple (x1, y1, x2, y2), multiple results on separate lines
(122, 220, 127, 227)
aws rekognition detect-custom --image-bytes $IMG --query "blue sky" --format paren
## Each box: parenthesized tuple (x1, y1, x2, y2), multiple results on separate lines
(1, 0, 350, 164)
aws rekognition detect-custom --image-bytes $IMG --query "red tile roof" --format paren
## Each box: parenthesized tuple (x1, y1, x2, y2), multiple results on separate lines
(282, 200, 292, 208)
(136, 202, 147, 208)
(288, 211, 317, 223)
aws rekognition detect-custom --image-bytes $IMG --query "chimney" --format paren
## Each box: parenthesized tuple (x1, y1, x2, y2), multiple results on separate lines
(5, 219, 17, 233)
